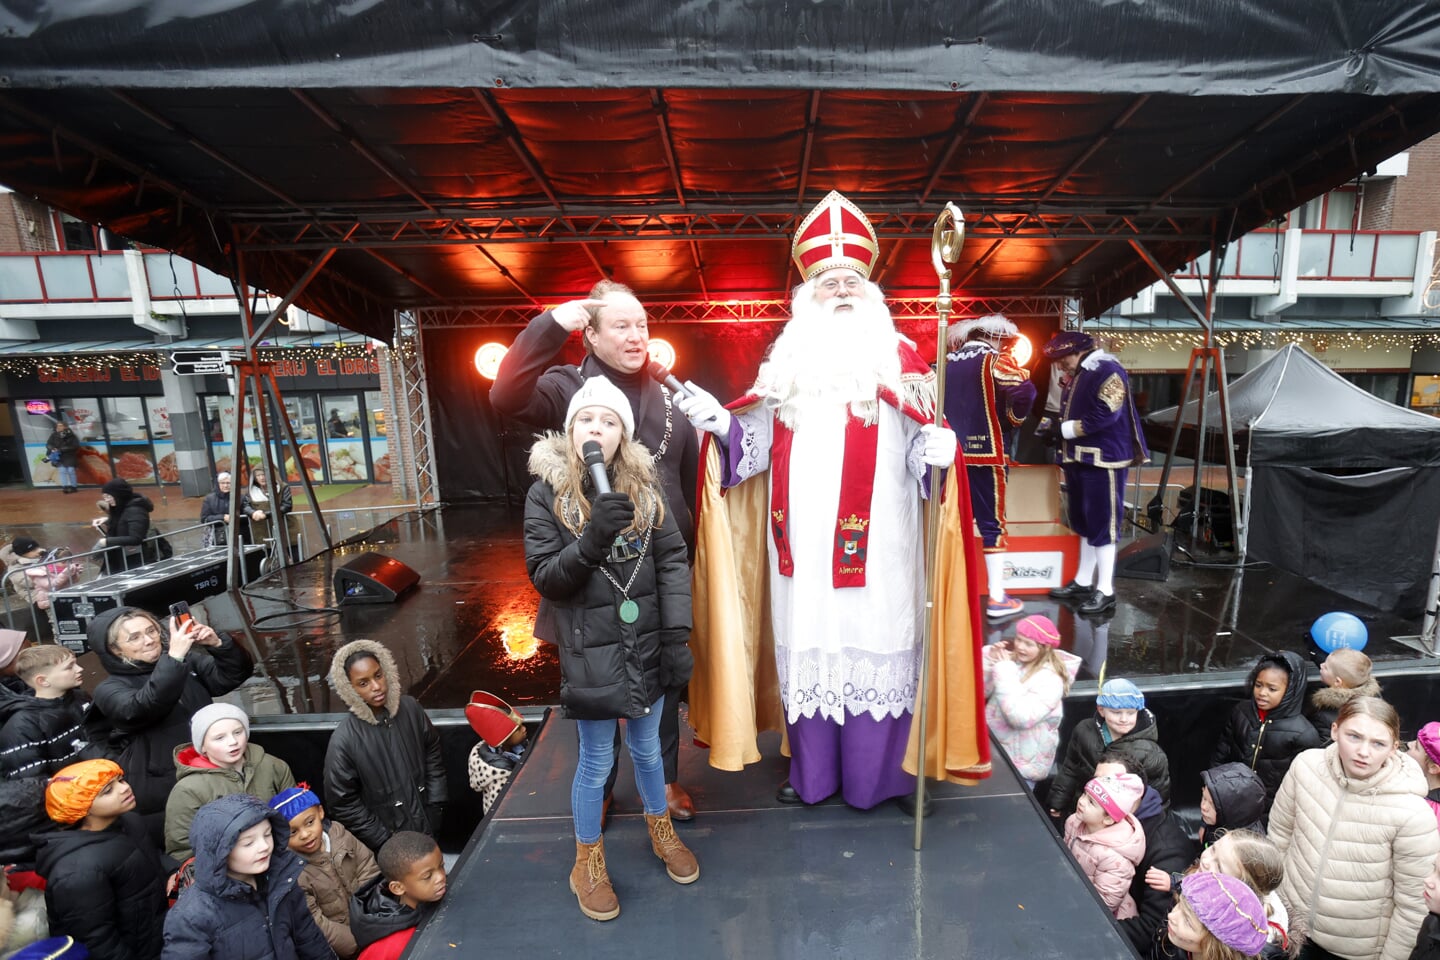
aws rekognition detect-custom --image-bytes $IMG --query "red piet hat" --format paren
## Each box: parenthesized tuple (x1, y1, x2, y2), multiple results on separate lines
(791, 190, 880, 281)
(466, 691, 526, 749)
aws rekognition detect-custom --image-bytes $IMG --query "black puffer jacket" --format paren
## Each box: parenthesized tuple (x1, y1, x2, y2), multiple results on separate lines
(1047, 708, 1171, 815)
(322, 640, 447, 854)
(1201, 761, 1267, 841)
(84, 606, 255, 815)
(1118, 786, 1196, 955)
(46, 427, 81, 468)
(1211, 651, 1321, 804)
(35, 813, 168, 960)
(348, 873, 437, 954)
(103, 490, 156, 573)
(0, 689, 95, 779)
(523, 435, 691, 720)
(163, 793, 334, 960)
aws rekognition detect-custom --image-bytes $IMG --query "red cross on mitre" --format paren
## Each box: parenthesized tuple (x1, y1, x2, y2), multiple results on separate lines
(791, 190, 880, 281)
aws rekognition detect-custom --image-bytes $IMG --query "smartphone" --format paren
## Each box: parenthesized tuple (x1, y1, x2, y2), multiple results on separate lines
(169, 601, 193, 627)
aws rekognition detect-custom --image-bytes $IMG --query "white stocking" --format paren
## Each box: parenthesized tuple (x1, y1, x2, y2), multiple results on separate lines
(1095, 543, 1117, 596)
(1074, 540, 1097, 587)
(985, 553, 1008, 603)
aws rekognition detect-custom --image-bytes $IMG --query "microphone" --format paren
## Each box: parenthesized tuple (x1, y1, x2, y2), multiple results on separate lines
(581, 440, 611, 494)
(646, 360, 690, 399)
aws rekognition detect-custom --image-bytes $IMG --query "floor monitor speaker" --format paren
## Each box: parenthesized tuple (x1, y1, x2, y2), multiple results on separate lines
(1114, 531, 1173, 582)
(335, 551, 420, 604)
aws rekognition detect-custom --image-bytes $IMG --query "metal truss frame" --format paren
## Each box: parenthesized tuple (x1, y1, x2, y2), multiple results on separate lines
(233, 206, 1212, 253)
(388, 312, 439, 506)
(414, 294, 1075, 328)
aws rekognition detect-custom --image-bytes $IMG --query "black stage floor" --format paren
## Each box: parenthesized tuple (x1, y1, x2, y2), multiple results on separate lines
(409, 712, 1134, 960)
(172, 503, 1431, 717)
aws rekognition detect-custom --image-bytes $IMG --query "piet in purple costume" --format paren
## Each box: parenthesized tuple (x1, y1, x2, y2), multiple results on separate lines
(944, 315, 1036, 617)
(1044, 331, 1148, 615)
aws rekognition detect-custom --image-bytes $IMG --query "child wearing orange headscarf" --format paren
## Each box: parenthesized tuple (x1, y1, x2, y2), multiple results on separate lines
(35, 759, 169, 960)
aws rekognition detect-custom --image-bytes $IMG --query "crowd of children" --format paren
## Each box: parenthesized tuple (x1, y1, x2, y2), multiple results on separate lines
(0, 605, 454, 960)
(8, 497, 1440, 960)
(977, 602, 1440, 960)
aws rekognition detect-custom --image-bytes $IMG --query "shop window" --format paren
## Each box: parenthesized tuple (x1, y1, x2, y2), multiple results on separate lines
(322, 395, 369, 482)
(1412, 375, 1440, 418)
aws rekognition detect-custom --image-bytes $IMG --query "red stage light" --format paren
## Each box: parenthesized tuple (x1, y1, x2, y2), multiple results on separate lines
(647, 338, 676, 370)
(1011, 334, 1033, 367)
(474, 342, 508, 380)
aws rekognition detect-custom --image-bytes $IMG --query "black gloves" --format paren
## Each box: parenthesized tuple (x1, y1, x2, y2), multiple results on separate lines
(659, 642, 694, 688)
(578, 492, 635, 563)
(1035, 416, 1060, 447)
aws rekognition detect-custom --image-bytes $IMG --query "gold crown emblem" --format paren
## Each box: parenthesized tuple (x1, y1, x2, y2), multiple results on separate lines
(838, 514, 870, 533)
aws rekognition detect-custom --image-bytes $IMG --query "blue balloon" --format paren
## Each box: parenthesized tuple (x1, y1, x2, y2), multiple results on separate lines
(1310, 612, 1368, 653)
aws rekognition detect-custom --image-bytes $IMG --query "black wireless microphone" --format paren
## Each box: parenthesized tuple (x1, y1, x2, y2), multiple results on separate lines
(646, 360, 690, 399)
(582, 440, 611, 494)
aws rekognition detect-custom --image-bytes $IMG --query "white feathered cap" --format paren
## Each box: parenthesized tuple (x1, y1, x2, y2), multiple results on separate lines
(565, 376, 635, 439)
(948, 314, 1020, 349)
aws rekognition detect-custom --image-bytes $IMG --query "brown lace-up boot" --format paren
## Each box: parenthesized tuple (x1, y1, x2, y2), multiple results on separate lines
(570, 837, 620, 921)
(645, 812, 699, 884)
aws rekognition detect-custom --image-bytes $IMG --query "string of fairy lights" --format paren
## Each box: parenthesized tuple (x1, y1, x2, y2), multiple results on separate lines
(0, 342, 386, 376)
(1094, 329, 1440, 353)
(3, 327, 1439, 378)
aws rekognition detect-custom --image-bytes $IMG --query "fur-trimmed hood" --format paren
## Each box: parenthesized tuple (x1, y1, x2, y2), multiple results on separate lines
(527, 432, 578, 487)
(328, 639, 400, 724)
(1310, 677, 1382, 712)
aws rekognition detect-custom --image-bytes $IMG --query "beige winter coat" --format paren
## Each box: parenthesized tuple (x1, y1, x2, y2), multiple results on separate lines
(1269, 744, 1440, 960)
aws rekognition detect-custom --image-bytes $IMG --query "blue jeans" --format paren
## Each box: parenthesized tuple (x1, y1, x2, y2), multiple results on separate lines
(573, 695, 667, 843)
(58, 465, 77, 488)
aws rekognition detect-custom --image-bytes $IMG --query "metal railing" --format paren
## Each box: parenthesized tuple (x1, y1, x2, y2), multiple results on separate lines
(2, 501, 436, 636)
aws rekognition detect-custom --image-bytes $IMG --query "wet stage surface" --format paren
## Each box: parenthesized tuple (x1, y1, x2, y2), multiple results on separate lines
(174, 503, 1428, 717)
(409, 713, 1135, 960)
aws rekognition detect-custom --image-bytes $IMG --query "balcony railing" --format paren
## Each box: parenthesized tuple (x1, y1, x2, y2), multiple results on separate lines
(1175, 228, 1420, 282)
(0, 249, 250, 303)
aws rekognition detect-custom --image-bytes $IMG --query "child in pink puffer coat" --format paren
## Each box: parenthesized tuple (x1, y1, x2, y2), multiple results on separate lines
(1064, 774, 1148, 919)
(981, 614, 1081, 788)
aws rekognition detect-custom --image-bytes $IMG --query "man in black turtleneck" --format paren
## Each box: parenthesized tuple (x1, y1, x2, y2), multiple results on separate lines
(490, 279, 701, 821)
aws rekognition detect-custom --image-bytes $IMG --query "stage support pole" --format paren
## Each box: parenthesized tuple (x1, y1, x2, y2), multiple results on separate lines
(1423, 516, 1440, 655)
(913, 202, 964, 852)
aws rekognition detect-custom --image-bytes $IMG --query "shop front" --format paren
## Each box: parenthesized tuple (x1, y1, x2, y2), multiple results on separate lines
(5, 351, 386, 489)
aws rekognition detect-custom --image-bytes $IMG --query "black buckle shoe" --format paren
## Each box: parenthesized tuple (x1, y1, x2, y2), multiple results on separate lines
(776, 781, 802, 805)
(1048, 580, 1094, 601)
(1078, 591, 1117, 616)
(895, 792, 933, 819)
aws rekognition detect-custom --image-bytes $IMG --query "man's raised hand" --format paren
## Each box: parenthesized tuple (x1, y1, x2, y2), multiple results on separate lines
(550, 298, 607, 333)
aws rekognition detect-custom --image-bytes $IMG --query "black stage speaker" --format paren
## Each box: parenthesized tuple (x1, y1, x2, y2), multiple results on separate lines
(335, 552, 420, 604)
(1115, 531, 1173, 582)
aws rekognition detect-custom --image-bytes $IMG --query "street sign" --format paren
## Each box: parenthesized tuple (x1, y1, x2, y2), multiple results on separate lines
(171, 350, 234, 376)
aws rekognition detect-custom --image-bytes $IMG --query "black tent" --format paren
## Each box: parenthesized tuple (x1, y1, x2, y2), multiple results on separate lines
(1147, 344, 1440, 616)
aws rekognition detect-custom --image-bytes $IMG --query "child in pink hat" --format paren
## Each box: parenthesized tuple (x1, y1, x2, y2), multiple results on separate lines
(1064, 773, 1148, 919)
(1408, 721, 1440, 832)
(981, 614, 1080, 788)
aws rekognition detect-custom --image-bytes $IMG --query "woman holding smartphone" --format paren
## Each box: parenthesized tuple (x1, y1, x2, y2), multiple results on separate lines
(83, 605, 254, 842)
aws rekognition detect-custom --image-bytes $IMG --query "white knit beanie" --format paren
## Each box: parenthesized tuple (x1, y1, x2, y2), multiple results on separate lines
(190, 702, 251, 752)
(564, 377, 635, 439)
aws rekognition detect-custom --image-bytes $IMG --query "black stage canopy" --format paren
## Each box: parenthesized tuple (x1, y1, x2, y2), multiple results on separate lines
(4, 1, 1440, 340)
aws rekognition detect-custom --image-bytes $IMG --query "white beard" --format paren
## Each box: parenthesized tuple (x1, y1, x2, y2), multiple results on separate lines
(755, 285, 903, 431)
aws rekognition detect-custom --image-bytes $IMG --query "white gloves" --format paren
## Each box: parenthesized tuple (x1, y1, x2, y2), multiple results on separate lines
(677, 381, 732, 437)
(919, 424, 957, 468)
(1061, 420, 1080, 440)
